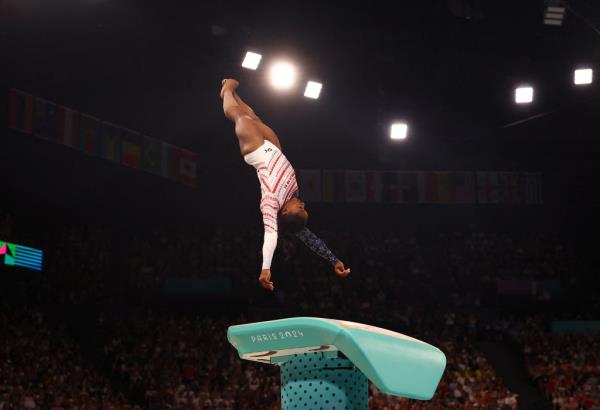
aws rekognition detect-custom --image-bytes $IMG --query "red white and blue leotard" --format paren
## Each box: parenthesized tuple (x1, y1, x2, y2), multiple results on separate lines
(244, 140, 338, 269)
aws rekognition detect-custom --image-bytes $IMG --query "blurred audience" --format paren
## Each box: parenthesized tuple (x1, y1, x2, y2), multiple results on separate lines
(0, 208, 594, 409)
(510, 317, 600, 410)
(0, 305, 131, 410)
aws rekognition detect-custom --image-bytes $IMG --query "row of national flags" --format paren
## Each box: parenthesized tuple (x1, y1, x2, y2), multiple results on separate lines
(297, 170, 543, 205)
(7, 89, 198, 188)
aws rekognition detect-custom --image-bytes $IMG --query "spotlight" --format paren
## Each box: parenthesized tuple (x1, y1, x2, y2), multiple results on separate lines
(269, 62, 297, 90)
(390, 123, 408, 140)
(304, 81, 322, 99)
(544, 0, 566, 26)
(241, 51, 262, 70)
(574, 68, 593, 85)
(515, 86, 534, 104)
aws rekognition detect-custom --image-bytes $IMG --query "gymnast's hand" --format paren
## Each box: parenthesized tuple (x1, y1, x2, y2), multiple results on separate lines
(334, 260, 351, 277)
(259, 269, 274, 291)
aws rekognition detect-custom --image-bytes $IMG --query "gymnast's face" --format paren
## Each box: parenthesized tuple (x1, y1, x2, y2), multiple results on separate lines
(282, 197, 308, 221)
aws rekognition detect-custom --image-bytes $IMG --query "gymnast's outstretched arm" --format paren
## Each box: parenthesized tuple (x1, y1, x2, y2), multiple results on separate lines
(258, 194, 280, 291)
(296, 227, 351, 277)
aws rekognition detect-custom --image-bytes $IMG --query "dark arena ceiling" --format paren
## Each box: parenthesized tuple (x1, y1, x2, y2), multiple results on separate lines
(2, 0, 600, 172)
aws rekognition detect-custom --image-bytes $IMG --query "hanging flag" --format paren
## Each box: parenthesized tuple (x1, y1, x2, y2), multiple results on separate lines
(161, 142, 175, 179)
(522, 172, 543, 204)
(476, 172, 501, 204)
(399, 172, 420, 203)
(440, 172, 453, 204)
(142, 135, 162, 175)
(8, 89, 204, 187)
(99, 122, 121, 162)
(345, 170, 366, 202)
(382, 171, 400, 203)
(79, 113, 101, 155)
(7, 89, 33, 133)
(32, 97, 46, 137)
(173, 148, 198, 187)
(120, 129, 142, 169)
(45, 101, 58, 141)
(453, 172, 475, 204)
(297, 169, 321, 202)
(365, 171, 382, 203)
(499, 172, 521, 204)
(333, 170, 346, 202)
(56, 107, 80, 148)
(322, 170, 345, 202)
(32, 97, 58, 141)
(322, 170, 334, 202)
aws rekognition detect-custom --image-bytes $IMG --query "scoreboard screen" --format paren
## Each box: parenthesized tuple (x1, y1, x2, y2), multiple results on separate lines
(0, 240, 43, 271)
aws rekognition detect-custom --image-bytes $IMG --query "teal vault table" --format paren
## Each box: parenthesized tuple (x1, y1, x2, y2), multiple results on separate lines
(227, 317, 446, 409)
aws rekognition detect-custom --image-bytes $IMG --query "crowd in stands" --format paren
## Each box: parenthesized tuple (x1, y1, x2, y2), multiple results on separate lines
(0, 304, 132, 410)
(126, 227, 260, 290)
(104, 313, 279, 409)
(46, 224, 113, 290)
(126, 227, 577, 308)
(0, 206, 595, 409)
(510, 317, 600, 410)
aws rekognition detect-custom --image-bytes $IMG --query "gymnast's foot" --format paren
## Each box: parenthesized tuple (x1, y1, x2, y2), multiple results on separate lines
(220, 79, 239, 99)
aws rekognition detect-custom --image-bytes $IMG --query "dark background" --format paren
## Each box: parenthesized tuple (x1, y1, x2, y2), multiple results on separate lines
(1, 0, 599, 230)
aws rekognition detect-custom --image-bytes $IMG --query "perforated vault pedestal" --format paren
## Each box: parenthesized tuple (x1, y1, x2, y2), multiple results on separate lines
(227, 317, 446, 410)
(280, 352, 367, 410)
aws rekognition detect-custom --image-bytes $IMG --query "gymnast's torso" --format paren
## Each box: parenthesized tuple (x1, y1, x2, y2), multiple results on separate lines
(244, 140, 298, 232)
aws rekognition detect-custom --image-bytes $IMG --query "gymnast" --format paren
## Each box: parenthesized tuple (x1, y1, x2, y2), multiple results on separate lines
(220, 79, 351, 290)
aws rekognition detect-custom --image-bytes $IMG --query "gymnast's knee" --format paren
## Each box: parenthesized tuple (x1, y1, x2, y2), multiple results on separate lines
(234, 115, 263, 140)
